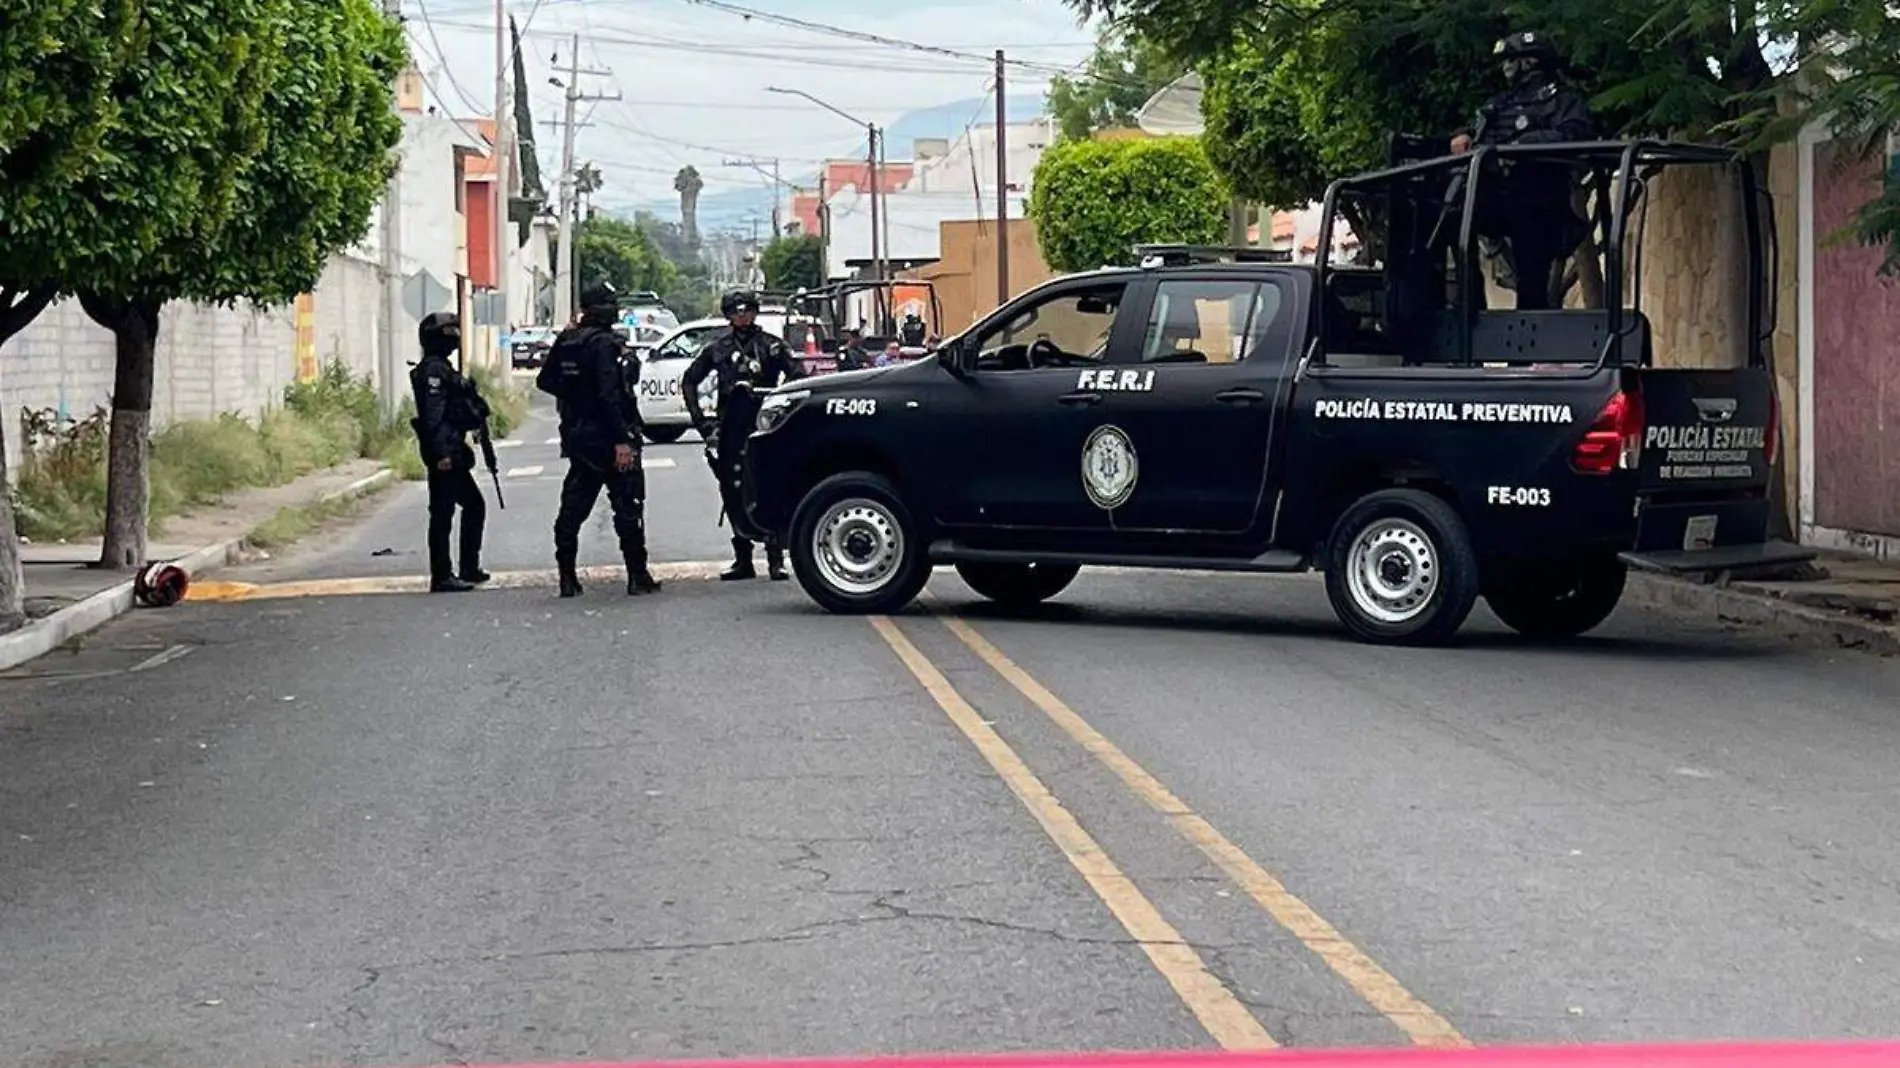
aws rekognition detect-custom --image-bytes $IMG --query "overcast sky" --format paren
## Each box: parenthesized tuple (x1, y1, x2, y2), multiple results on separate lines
(412, 0, 1098, 209)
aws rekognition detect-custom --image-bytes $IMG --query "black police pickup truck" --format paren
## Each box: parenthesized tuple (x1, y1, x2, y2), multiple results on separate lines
(741, 141, 1810, 644)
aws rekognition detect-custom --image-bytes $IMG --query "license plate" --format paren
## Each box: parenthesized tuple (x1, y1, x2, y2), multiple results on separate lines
(1683, 514, 1718, 551)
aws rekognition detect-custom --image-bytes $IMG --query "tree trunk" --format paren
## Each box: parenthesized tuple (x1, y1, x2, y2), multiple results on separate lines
(0, 427, 23, 634)
(0, 284, 57, 632)
(78, 292, 162, 571)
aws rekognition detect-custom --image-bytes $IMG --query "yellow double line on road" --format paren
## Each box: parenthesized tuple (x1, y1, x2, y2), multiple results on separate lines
(869, 609, 1468, 1051)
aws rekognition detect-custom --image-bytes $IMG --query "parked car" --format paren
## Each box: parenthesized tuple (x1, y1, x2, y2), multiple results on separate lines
(509, 325, 555, 368)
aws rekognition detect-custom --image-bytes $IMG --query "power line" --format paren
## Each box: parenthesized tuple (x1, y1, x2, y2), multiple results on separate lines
(409, 0, 492, 113)
(668, 0, 1147, 89)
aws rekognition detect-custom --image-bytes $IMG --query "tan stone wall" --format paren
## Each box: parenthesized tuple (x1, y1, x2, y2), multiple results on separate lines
(1630, 144, 1800, 521)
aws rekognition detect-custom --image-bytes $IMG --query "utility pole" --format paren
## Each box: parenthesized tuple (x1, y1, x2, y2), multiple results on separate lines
(720, 156, 784, 237)
(867, 125, 882, 286)
(817, 171, 829, 269)
(379, 0, 405, 417)
(994, 49, 1010, 306)
(548, 36, 615, 325)
(491, 0, 509, 362)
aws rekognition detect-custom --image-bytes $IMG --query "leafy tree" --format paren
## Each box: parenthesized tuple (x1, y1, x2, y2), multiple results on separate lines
(578, 213, 679, 298)
(1046, 25, 1190, 140)
(1069, 0, 1900, 269)
(78, 0, 405, 570)
(1029, 137, 1227, 272)
(758, 234, 825, 291)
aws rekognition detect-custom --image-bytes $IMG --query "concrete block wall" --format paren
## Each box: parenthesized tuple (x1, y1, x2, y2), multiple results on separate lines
(1, 252, 386, 483)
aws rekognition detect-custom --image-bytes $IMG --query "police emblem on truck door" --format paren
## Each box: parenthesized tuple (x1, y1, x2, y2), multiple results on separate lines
(1081, 425, 1138, 510)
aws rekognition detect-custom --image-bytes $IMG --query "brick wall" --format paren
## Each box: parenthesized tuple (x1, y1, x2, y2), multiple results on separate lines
(1, 252, 387, 482)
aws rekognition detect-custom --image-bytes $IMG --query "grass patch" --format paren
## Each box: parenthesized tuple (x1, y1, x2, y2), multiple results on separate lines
(467, 363, 530, 440)
(247, 493, 363, 549)
(14, 359, 429, 542)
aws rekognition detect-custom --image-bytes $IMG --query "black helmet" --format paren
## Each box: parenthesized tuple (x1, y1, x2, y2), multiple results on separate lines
(418, 311, 460, 356)
(1495, 31, 1558, 83)
(579, 278, 620, 316)
(720, 289, 760, 318)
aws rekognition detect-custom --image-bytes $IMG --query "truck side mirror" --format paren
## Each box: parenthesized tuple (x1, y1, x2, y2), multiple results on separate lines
(938, 340, 973, 376)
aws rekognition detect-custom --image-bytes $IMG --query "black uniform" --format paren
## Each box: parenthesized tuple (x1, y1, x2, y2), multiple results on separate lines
(538, 296, 660, 598)
(683, 316, 803, 580)
(836, 340, 868, 373)
(410, 314, 488, 592)
(1457, 32, 1594, 309)
(898, 314, 927, 348)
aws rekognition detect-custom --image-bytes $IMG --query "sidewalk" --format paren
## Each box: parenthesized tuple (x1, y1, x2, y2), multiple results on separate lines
(4, 459, 395, 671)
(1626, 550, 1900, 655)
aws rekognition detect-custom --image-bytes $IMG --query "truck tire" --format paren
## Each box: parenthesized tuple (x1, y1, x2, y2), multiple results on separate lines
(955, 562, 1081, 607)
(1484, 555, 1627, 640)
(789, 472, 931, 615)
(642, 424, 687, 445)
(1324, 488, 1481, 646)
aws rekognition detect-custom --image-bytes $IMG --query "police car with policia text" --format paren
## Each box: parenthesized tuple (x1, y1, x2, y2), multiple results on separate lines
(741, 141, 1810, 645)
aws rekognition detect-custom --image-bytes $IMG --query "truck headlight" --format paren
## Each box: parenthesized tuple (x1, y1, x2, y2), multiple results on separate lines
(755, 389, 810, 435)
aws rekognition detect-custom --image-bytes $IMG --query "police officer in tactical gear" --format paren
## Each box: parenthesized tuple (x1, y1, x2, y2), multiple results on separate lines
(836, 328, 869, 372)
(1451, 31, 1594, 309)
(683, 289, 804, 581)
(899, 312, 926, 348)
(539, 279, 662, 598)
(410, 312, 490, 593)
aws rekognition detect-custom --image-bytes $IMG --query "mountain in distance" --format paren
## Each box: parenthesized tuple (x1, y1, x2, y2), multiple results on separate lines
(623, 92, 1047, 235)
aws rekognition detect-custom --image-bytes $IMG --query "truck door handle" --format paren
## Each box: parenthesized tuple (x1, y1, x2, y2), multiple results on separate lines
(1057, 391, 1103, 406)
(1215, 387, 1266, 405)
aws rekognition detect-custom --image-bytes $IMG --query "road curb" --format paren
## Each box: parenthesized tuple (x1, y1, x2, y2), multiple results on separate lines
(1623, 570, 1900, 655)
(0, 466, 396, 673)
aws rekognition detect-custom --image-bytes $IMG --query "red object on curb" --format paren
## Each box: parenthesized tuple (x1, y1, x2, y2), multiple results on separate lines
(134, 561, 190, 608)
(397, 1044, 1900, 1068)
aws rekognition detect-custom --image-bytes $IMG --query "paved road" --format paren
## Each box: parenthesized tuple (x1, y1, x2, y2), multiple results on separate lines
(5, 427, 1900, 1066)
(239, 401, 734, 585)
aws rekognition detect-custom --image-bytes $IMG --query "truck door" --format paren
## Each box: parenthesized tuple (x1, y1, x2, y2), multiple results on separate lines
(928, 277, 1144, 532)
(1092, 274, 1303, 534)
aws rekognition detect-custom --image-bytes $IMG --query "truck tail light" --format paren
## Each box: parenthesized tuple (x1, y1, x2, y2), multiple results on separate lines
(1572, 389, 1642, 474)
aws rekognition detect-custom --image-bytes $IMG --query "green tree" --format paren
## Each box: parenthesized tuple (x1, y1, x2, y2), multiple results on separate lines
(1029, 136, 1227, 272)
(578, 213, 679, 296)
(758, 234, 825, 291)
(78, 0, 405, 570)
(1046, 25, 1189, 140)
(1068, 0, 1900, 268)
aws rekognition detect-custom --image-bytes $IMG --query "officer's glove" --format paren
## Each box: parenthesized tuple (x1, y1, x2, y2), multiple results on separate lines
(703, 438, 719, 463)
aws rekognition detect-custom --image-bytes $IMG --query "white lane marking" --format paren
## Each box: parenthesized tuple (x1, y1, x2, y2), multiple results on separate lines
(643, 458, 677, 470)
(544, 437, 563, 446)
(130, 645, 196, 673)
(493, 439, 524, 449)
(505, 465, 545, 478)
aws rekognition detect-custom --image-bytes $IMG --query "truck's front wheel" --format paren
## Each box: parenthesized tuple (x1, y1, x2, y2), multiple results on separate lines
(790, 472, 931, 614)
(955, 562, 1081, 607)
(1324, 489, 1481, 646)
(641, 424, 687, 444)
(1484, 555, 1627, 640)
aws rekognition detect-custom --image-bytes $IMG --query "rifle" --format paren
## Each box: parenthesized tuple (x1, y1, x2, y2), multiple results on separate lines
(466, 385, 506, 510)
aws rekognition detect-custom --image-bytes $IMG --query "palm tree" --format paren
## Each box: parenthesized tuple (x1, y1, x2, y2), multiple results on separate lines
(674, 165, 704, 249)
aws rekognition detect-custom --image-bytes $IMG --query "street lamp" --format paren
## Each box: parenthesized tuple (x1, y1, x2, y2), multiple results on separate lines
(766, 87, 886, 295)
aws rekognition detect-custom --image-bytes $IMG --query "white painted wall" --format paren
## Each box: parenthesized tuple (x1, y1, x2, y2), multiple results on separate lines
(909, 119, 1054, 195)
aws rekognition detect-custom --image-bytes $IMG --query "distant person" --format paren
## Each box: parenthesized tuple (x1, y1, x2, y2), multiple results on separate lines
(899, 312, 926, 347)
(409, 312, 489, 593)
(876, 341, 902, 367)
(837, 329, 869, 372)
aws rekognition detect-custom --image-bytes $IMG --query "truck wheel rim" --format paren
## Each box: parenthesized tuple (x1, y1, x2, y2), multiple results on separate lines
(1346, 519, 1438, 624)
(814, 498, 904, 596)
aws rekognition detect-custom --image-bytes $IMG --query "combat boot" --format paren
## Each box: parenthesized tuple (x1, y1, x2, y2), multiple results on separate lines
(720, 537, 757, 581)
(766, 544, 789, 582)
(557, 554, 583, 598)
(628, 569, 663, 595)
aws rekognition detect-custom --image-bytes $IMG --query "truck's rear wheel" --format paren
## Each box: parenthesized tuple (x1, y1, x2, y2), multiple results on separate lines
(790, 472, 930, 615)
(641, 424, 687, 445)
(1324, 489, 1481, 646)
(1484, 555, 1627, 640)
(955, 562, 1081, 607)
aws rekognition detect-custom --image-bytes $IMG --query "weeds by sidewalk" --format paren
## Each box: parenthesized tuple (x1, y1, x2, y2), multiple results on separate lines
(13, 359, 529, 537)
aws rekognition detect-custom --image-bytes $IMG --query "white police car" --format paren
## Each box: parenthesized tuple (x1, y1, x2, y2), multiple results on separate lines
(636, 312, 828, 444)
(636, 317, 725, 444)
